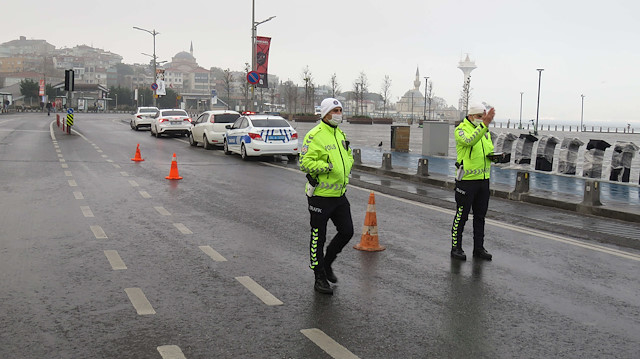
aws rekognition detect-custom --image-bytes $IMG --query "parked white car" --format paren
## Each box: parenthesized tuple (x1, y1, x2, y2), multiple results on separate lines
(224, 115, 299, 161)
(130, 106, 159, 130)
(189, 110, 241, 149)
(150, 109, 192, 138)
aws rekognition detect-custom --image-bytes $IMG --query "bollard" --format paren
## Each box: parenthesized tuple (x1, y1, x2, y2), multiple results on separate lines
(56, 114, 60, 127)
(417, 158, 429, 177)
(353, 148, 362, 165)
(514, 171, 530, 194)
(381, 152, 392, 170)
(582, 180, 602, 206)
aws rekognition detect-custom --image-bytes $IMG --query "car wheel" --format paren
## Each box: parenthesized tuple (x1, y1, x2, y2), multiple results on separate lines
(241, 143, 249, 161)
(155, 129, 161, 138)
(189, 132, 197, 146)
(130, 120, 135, 130)
(223, 140, 231, 155)
(150, 126, 155, 136)
(203, 135, 212, 150)
(287, 154, 298, 162)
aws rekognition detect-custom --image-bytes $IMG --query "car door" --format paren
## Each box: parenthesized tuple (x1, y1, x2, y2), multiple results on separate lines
(226, 117, 247, 153)
(192, 113, 207, 141)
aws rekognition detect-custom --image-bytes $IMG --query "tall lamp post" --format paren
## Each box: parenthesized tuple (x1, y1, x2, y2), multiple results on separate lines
(133, 26, 159, 107)
(251, 0, 275, 112)
(534, 68, 544, 135)
(580, 94, 585, 132)
(423, 76, 429, 122)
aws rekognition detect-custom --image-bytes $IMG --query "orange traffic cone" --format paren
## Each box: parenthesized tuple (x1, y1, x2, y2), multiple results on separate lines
(131, 144, 144, 162)
(165, 153, 183, 180)
(354, 191, 385, 251)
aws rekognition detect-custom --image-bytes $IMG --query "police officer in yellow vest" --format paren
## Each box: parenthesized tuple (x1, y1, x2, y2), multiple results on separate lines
(300, 98, 354, 295)
(451, 103, 496, 261)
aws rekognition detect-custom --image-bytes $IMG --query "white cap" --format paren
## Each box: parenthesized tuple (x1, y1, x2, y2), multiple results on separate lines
(468, 103, 486, 115)
(320, 98, 343, 119)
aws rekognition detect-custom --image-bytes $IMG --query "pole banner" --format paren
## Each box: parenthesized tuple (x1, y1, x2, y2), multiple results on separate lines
(255, 36, 271, 88)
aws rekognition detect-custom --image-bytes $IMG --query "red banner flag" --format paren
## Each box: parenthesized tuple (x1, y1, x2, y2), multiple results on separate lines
(255, 36, 271, 88)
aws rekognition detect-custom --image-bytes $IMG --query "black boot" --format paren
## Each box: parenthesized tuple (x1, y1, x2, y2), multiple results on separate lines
(451, 246, 467, 261)
(473, 247, 493, 260)
(314, 269, 333, 295)
(325, 264, 338, 283)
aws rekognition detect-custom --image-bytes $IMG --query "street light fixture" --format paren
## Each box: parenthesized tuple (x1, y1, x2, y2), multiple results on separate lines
(251, 0, 275, 111)
(133, 26, 159, 107)
(423, 76, 429, 122)
(580, 94, 585, 132)
(519, 92, 523, 129)
(534, 68, 544, 135)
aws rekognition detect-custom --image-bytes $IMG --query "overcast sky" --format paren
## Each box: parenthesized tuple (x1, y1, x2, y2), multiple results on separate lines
(4, 0, 639, 126)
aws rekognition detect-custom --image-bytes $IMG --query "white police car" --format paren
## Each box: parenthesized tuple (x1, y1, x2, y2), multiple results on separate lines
(223, 114, 299, 160)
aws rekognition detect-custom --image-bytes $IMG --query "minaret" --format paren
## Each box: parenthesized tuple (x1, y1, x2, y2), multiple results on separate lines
(190, 41, 193, 56)
(457, 54, 476, 83)
(414, 66, 421, 90)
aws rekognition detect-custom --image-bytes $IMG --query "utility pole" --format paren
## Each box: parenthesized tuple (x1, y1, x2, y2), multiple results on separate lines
(133, 27, 159, 107)
(535, 68, 544, 136)
(423, 76, 428, 122)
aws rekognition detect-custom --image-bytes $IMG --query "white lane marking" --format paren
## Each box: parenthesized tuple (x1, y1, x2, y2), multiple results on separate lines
(96, 149, 103, 153)
(107, 159, 114, 163)
(173, 223, 192, 234)
(120, 171, 129, 177)
(139, 191, 151, 198)
(64, 171, 72, 176)
(301, 328, 360, 359)
(61, 163, 68, 168)
(68, 180, 77, 187)
(112, 163, 120, 168)
(104, 250, 127, 270)
(90, 225, 107, 239)
(235, 276, 283, 306)
(80, 206, 94, 218)
(124, 288, 156, 315)
(57, 154, 63, 158)
(157, 345, 187, 359)
(101, 154, 108, 158)
(56, 149, 61, 153)
(199, 246, 227, 262)
(128, 180, 139, 187)
(262, 163, 640, 262)
(59, 158, 65, 162)
(155, 206, 171, 216)
(73, 191, 84, 200)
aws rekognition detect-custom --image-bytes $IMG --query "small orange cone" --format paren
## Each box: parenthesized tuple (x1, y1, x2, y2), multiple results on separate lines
(165, 153, 183, 180)
(354, 191, 385, 251)
(131, 144, 144, 162)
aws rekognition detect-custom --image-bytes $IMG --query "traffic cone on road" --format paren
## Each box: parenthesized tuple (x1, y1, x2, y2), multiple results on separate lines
(131, 144, 144, 162)
(165, 153, 183, 180)
(354, 191, 385, 251)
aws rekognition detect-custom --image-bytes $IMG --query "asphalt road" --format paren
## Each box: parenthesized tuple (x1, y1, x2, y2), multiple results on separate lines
(1, 113, 639, 359)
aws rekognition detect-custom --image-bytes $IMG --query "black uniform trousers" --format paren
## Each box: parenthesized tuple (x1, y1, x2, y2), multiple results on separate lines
(308, 195, 354, 272)
(451, 179, 490, 250)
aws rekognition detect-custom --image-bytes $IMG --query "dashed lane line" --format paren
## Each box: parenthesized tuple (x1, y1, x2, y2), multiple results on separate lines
(80, 206, 94, 218)
(262, 162, 640, 262)
(128, 180, 139, 187)
(68, 180, 77, 187)
(104, 250, 127, 270)
(124, 288, 156, 315)
(235, 276, 283, 306)
(155, 206, 171, 216)
(73, 191, 84, 200)
(59, 158, 65, 162)
(157, 345, 187, 359)
(173, 223, 192, 234)
(139, 191, 152, 198)
(64, 171, 72, 176)
(90, 225, 107, 239)
(120, 171, 129, 177)
(61, 163, 68, 168)
(300, 328, 360, 359)
(199, 246, 227, 262)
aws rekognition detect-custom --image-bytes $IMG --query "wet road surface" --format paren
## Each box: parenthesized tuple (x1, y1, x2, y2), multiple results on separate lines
(0, 113, 639, 358)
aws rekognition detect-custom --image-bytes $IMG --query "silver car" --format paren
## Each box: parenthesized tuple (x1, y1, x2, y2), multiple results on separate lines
(130, 106, 159, 130)
(189, 110, 240, 149)
(150, 109, 192, 138)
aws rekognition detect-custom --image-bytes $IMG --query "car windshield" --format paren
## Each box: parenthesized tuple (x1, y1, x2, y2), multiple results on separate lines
(162, 110, 187, 116)
(250, 119, 289, 127)
(215, 114, 240, 123)
(140, 108, 157, 113)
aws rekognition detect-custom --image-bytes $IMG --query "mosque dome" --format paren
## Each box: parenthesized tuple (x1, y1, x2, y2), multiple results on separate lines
(174, 51, 195, 61)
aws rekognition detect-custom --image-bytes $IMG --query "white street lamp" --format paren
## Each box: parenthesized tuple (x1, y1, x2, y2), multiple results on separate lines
(133, 26, 159, 107)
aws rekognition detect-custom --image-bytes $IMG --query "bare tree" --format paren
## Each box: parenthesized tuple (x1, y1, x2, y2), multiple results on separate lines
(381, 75, 392, 117)
(358, 71, 368, 115)
(426, 80, 433, 120)
(330, 73, 340, 98)
(301, 66, 313, 113)
(222, 68, 233, 110)
(459, 76, 471, 120)
(283, 80, 298, 114)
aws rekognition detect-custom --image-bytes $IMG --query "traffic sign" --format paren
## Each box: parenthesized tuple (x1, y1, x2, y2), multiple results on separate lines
(151, 83, 158, 90)
(67, 108, 74, 114)
(247, 71, 260, 85)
